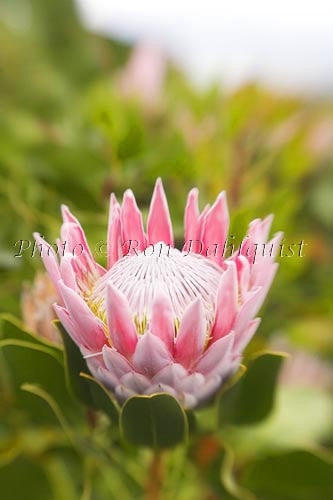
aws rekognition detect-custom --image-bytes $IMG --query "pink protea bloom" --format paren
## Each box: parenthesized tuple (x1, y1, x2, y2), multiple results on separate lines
(34, 179, 282, 408)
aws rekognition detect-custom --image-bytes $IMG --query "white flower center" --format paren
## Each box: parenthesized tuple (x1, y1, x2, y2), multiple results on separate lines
(90, 242, 222, 330)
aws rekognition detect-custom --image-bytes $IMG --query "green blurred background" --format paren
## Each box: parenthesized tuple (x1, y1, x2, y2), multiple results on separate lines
(0, 1, 332, 499)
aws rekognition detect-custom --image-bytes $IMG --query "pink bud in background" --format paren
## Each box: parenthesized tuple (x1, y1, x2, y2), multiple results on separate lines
(118, 42, 166, 110)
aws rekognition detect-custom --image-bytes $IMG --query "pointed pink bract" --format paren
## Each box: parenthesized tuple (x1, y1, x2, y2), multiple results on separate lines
(202, 192, 229, 267)
(107, 193, 122, 269)
(211, 261, 238, 343)
(174, 298, 206, 368)
(147, 178, 174, 245)
(121, 189, 146, 254)
(151, 289, 175, 353)
(58, 281, 107, 352)
(184, 188, 199, 246)
(33, 233, 62, 299)
(132, 332, 172, 376)
(106, 283, 138, 356)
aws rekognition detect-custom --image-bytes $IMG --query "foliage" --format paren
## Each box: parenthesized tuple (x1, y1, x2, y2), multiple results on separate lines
(0, 1, 332, 499)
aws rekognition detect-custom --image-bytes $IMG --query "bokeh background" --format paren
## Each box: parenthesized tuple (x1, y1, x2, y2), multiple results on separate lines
(0, 1, 332, 499)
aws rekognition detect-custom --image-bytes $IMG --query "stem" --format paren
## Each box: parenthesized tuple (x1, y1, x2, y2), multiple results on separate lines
(145, 450, 164, 500)
(86, 408, 97, 429)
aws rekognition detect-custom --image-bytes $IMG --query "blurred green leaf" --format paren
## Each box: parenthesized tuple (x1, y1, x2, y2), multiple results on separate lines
(56, 321, 93, 406)
(0, 313, 62, 356)
(241, 449, 333, 500)
(218, 352, 287, 426)
(0, 456, 52, 500)
(79, 372, 119, 426)
(121, 393, 188, 449)
(185, 409, 197, 435)
(57, 322, 119, 424)
(43, 454, 79, 500)
(21, 383, 77, 449)
(220, 386, 332, 458)
(0, 338, 79, 424)
(309, 171, 333, 227)
(220, 445, 255, 500)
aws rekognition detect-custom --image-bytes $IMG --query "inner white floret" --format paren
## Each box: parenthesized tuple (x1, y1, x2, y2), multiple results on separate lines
(89, 242, 222, 330)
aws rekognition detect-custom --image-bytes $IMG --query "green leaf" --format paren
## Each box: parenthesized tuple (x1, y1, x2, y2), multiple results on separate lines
(220, 445, 255, 500)
(79, 372, 119, 425)
(0, 338, 79, 424)
(57, 322, 119, 424)
(121, 393, 188, 449)
(218, 351, 287, 426)
(241, 449, 333, 500)
(56, 321, 94, 406)
(219, 364, 247, 394)
(218, 386, 332, 457)
(0, 313, 62, 356)
(42, 455, 79, 500)
(21, 383, 78, 449)
(0, 457, 53, 500)
(185, 409, 197, 435)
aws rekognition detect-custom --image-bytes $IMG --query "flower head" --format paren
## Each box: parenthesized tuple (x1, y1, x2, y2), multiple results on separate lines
(34, 179, 282, 408)
(21, 271, 61, 345)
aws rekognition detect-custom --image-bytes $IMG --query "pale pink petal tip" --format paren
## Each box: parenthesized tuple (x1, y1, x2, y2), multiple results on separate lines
(106, 283, 138, 357)
(174, 298, 206, 368)
(121, 188, 146, 252)
(132, 332, 171, 376)
(61, 204, 78, 224)
(58, 280, 107, 352)
(197, 331, 235, 377)
(102, 345, 133, 379)
(151, 289, 175, 353)
(211, 261, 238, 342)
(33, 232, 62, 298)
(147, 178, 174, 246)
(184, 188, 200, 243)
(107, 194, 122, 268)
(234, 318, 261, 353)
(202, 191, 229, 266)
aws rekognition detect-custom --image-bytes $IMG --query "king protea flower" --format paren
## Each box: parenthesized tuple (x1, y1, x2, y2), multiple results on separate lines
(34, 179, 282, 408)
